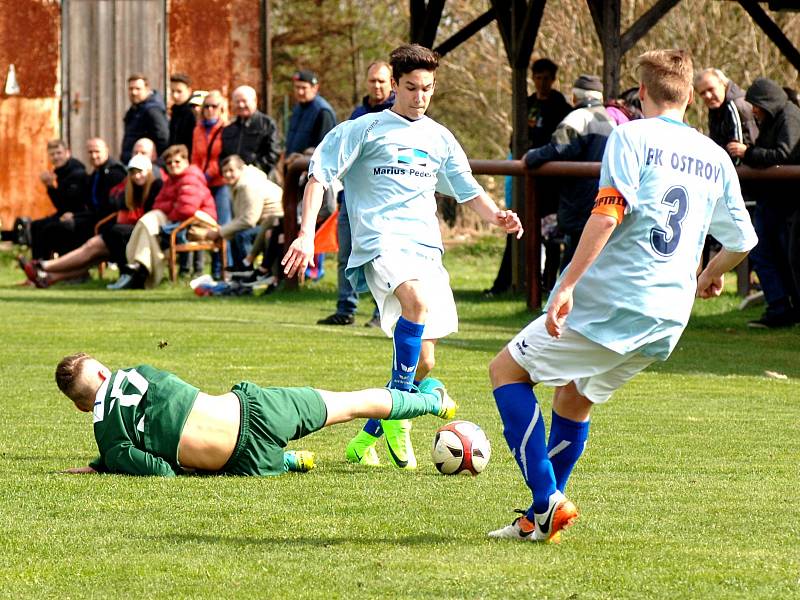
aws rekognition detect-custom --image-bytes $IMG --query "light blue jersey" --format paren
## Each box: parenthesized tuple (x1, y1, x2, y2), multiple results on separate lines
(309, 109, 484, 291)
(550, 116, 757, 359)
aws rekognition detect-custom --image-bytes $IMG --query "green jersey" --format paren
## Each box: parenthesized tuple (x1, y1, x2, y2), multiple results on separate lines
(90, 365, 199, 476)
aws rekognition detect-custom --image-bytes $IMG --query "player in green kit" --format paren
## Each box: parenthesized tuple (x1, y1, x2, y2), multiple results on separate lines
(55, 353, 456, 476)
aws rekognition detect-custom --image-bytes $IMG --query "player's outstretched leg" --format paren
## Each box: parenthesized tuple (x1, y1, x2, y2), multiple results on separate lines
(321, 382, 455, 428)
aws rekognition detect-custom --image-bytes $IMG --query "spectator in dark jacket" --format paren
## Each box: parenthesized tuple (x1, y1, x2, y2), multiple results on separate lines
(168, 73, 197, 154)
(35, 138, 126, 259)
(120, 73, 169, 164)
(727, 77, 800, 328)
(284, 70, 337, 156)
(525, 74, 616, 269)
(487, 57, 573, 296)
(219, 85, 281, 177)
(694, 68, 758, 159)
(30, 140, 88, 259)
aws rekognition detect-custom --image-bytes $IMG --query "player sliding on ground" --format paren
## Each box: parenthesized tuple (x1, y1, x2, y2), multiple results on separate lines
(283, 44, 522, 469)
(488, 49, 757, 543)
(55, 353, 456, 476)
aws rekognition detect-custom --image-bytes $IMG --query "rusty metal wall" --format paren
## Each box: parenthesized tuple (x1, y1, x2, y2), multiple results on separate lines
(0, 0, 61, 228)
(168, 0, 262, 108)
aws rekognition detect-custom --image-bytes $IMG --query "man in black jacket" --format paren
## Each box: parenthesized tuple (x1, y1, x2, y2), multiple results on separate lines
(219, 85, 281, 177)
(37, 138, 127, 260)
(728, 77, 800, 328)
(168, 73, 196, 154)
(695, 68, 758, 157)
(120, 73, 169, 164)
(30, 140, 88, 259)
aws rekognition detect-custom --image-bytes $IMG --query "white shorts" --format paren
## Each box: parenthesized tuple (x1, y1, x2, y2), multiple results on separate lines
(363, 248, 458, 340)
(507, 315, 655, 403)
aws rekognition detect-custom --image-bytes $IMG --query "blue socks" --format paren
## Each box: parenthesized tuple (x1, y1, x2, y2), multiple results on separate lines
(547, 411, 589, 493)
(359, 318, 424, 439)
(493, 383, 556, 516)
(391, 317, 425, 391)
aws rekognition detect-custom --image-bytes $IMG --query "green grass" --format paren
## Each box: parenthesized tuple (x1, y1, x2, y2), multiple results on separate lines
(0, 239, 798, 599)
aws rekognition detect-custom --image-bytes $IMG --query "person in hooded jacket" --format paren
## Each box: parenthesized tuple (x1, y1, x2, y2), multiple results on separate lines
(120, 73, 170, 164)
(727, 77, 800, 328)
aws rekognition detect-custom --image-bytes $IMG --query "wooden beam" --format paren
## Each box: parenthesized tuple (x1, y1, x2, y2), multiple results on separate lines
(585, 0, 603, 39)
(409, 0, 446, 47)
(490, 0, 513, 60)
(737, 0, 800, 72)
(620, 0, 682, 54)
(601, 0, 622, 99)
(434, 9, 495, 56)
(513, 0, 546, 68)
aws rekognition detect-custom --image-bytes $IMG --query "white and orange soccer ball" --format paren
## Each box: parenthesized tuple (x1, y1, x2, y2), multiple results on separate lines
(431, 420, 491, 475)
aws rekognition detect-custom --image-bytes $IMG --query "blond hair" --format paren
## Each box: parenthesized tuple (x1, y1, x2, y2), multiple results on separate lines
(638, 49, 693, 106)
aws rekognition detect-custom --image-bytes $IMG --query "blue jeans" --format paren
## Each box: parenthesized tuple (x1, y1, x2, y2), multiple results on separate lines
(750, 202, 797, 315)
(211, 185, 232, 275)
(336, 198, 359, 316)
(231, 226, 260, 270)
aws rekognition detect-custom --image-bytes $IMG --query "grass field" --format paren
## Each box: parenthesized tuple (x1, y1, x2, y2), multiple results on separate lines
(0, 238, 798, 599)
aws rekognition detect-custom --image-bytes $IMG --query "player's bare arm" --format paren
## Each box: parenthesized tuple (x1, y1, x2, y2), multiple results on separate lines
(282, 175, 325, 278)
(463, 193, 523, 238)
(546, 213, 617, 338)
(696, 248, 749, 299)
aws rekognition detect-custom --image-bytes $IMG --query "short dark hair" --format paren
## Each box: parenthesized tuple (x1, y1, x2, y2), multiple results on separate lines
(46, 139, 68, 151)
(128, 72, 149, 85)
(531, 58, 558, 76)
(220, 154, 245, 170)
(55, 353, 91, 397)
(170, 73, 192, 86)
(389, 44, 438, 82)
(161, 144, 189, 163)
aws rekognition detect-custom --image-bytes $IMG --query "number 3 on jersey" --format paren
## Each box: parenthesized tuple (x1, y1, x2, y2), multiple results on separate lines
(650, 186, 688, 257)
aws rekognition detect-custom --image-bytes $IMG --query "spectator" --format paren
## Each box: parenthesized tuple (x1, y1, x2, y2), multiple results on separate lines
(29, 140, 88, 260)
(120, 73, 169, 164)
(219, 85, 281, 177)
(188, 90, 209, 120)
(727, 78, 800, 328)
(203, 155, 283, 271)
(168, 73, 197, 154)
(132, 137, 159, 163)
(109, 144, 217, 290)
(694, 68, 758, 156)
(284, 70, 338, 281)
(318, 60, 395, 326)
(192, 90, 233, 278)
(525, 74, 616, 270)
(18, 155, 163, 288)
(284, 70, 337, 156)
(35, 138, 127, 260)
(604, 86, 643, 125)
(486, 57, 573, 296)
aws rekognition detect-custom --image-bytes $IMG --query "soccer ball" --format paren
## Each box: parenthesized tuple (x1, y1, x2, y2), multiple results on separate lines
(431, 420, 491, 475)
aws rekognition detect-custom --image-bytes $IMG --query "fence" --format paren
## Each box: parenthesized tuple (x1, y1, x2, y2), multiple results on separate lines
(283, 157, 800, 310)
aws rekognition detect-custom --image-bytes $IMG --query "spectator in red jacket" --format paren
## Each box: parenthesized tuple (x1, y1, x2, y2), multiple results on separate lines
(191, 89, 232, 278)
(109, 144, 218, 290)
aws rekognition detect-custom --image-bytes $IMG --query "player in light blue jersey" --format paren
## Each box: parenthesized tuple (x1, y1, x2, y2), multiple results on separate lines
(487, 50, 758, 543)
(283, 44, 522, 469)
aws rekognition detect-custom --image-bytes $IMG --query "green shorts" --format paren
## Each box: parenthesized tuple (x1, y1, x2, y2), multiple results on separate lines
(223, 382, 327, 476)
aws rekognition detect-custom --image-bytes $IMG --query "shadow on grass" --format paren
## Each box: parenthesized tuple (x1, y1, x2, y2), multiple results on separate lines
(143, 532, 453, 547)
